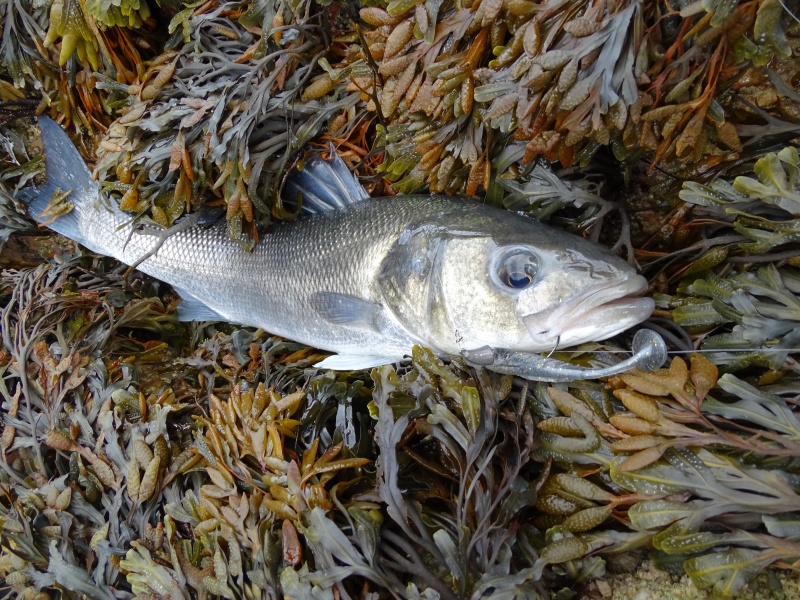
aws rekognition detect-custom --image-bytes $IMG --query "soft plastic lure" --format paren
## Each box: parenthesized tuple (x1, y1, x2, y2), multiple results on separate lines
(462, 329, 669, 382)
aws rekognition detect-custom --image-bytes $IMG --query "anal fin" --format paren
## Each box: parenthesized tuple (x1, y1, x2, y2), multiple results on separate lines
(174, 288, 231, 322)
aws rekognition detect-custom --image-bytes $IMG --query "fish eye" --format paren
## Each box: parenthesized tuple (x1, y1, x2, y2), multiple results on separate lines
(496, 249, 537, 290)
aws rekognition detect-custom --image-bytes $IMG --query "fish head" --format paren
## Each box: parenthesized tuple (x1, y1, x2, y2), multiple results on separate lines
(378, 202, 654, 354)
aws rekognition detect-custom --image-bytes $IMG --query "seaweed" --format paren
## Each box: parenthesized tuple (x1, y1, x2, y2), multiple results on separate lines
(89, 0, 360, 245)
(2, 0, 800, 597)
(352, 0, 800, 195)
(652, 145, 800, 369)
(531, 356, 800, 597)
(2, 241, 800, 598)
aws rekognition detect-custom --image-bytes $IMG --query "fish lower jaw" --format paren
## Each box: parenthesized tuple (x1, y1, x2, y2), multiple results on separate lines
(525, 296, 655, 349)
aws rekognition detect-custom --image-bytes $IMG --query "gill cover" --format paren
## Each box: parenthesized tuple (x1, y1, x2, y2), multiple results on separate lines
(377, 225, 452, 350)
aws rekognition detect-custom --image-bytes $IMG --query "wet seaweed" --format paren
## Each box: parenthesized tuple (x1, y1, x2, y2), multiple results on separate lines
(531, 356, 800, 598)
(2, 254, 799, 598)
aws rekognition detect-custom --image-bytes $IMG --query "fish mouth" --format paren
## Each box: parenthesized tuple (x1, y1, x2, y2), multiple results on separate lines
(522, 275, 654, 348)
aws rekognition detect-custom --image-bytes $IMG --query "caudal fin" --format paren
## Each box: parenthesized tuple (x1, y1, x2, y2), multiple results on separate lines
(283, 147, 369, 215)
(16, 117, 100, 247)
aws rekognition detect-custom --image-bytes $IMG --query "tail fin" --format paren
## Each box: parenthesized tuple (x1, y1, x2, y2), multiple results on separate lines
(283, 147, 369, 215)
(16, 117, 100, 247)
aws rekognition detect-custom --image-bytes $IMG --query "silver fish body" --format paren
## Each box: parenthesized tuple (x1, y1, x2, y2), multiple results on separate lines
(21, 117, 654, 370)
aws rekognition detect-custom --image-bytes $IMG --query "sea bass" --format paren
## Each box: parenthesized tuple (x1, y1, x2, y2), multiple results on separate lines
(20, 117, 654, 370)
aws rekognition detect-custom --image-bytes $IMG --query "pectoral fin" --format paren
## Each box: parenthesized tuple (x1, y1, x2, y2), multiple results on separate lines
(309, 293, 406, 369)
(310, 292, 384, 330)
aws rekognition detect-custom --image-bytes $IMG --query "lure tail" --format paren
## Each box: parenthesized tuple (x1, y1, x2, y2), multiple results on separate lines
(17, 117, 102, 251)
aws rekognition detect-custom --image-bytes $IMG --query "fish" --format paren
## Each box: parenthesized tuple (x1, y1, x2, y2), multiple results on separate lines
(19, 116, 654, 371)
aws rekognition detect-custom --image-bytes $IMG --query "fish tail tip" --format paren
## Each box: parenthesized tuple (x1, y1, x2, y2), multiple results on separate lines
(16, 117, 99, 244)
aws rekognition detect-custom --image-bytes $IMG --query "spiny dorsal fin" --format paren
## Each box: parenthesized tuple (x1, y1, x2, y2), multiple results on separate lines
(283, 147, 369, 215)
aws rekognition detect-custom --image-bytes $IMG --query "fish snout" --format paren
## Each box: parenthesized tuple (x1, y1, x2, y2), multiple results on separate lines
(521, 275, 653, 348)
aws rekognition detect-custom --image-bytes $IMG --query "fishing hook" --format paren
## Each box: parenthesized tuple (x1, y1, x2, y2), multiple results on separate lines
(546, 336, 560, 358)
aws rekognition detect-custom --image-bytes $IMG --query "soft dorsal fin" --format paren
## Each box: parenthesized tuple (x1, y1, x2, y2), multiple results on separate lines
(282, 148, 369, 215)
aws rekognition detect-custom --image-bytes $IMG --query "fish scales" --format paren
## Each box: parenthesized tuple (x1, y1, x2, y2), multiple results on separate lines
(104, 197, 448, 358)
